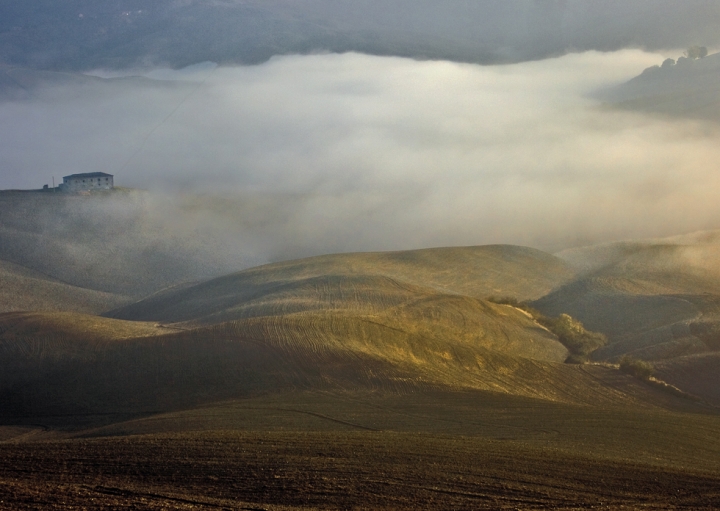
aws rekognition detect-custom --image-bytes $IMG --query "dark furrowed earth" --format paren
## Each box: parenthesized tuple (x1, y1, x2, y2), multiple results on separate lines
(3, 431, 720, 510)
(2, 391, 720, 510)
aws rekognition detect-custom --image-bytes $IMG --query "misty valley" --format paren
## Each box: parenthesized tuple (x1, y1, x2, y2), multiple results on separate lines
(2, 2, 720, 509)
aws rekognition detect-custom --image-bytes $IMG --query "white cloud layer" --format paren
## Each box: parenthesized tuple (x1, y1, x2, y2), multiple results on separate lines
(2, 50, 720, 262)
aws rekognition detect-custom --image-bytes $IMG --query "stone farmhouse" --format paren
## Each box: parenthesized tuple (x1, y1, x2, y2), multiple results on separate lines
(61, 172, 114, 192)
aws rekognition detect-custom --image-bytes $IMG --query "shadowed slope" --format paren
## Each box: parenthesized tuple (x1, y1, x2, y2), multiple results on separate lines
(538, 234, 720, 347)
(108, 245, 575, 324)
(0, 259, 129, 314)
(0, 191, 259, 297)
(532, 233, 720, 404)
(656, 352, 720, 407)
(0, 302, 699, 417)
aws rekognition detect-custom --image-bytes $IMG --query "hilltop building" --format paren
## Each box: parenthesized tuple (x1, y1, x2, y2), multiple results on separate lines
(61, 172, 114, 192)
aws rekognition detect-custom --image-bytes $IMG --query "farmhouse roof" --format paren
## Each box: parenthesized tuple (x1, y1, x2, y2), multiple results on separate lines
(63, 172, 114, 179)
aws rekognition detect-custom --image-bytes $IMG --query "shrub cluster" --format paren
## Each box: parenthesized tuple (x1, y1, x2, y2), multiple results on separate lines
(487, 296, 607, 364)
(618, 356, 655, 380)
(538, 313, 607, 362)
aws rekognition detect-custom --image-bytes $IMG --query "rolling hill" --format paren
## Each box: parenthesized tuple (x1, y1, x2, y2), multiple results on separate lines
(526, 232, 720, 407)
(107, 244, 577, 324)
(0, 190, 258, 297)
(1, 243, 704, 418)
(600, 51, 720, 123)
(1, 239, 719, 509)
(0, 303, 695, 419)
(2, 233, 718, 412)
(0, 258, 129, 314)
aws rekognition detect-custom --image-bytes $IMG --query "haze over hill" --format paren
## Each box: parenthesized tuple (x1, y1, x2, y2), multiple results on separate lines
(531, 231, 720, 402)
(107, 245, 575, 323)
(0, 258, 128, 314)
(0, 190, 260, 297)
(2, 4, 720, 508)
(600, 50, 720, 122)
(4, 50, 720, 261)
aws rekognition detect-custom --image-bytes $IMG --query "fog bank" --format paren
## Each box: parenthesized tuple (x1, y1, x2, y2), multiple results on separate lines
(2, 50, 720, 264)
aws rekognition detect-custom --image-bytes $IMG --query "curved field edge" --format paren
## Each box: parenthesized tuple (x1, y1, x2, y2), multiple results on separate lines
(0, 310, 703, 417)
(106, 245, 576, 323)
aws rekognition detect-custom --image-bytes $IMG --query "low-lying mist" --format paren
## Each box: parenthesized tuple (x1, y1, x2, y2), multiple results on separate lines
(2, 50, 720, 273)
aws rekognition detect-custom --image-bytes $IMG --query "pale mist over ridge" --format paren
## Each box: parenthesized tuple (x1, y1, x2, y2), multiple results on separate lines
(3, 48, 720, 278)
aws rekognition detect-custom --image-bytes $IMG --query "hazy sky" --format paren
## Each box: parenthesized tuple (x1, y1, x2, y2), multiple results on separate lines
(2, 49, 720, 261)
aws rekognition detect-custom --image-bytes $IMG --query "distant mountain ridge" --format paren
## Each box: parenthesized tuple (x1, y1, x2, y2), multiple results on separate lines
(2, 1, 719, 71)
(599, 51, 720, 122)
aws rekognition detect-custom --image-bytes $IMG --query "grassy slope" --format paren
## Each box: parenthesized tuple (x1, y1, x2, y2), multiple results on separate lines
(532, 234, 720, 405)
(5, 242, 713, 415)
(0, 302, 700, 417)
(537, 236, 720, 359)
(0, 311, 170, 342)
(0, 259, 129, 314)
(107, 245, 576, 324)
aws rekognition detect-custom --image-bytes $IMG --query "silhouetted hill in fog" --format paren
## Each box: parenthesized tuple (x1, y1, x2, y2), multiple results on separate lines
(2, 1, 720, 71)
(599, 51, 720, 122)
(0, 190, 256, 297)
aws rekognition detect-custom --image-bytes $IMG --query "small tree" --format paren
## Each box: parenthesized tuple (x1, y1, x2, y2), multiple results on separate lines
(486, 298, 607, 363)
(684, 46, 708, 59)
(545, 314, 607, 363)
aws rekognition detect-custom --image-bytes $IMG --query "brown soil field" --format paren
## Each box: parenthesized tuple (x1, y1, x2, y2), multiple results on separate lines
(656, 352, 720, 406)
(1, 391, 720, 510)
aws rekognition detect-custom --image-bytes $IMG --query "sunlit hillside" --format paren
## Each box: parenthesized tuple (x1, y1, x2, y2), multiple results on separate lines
(1, 239, 706, 419)
(0, 259, 129, 314)
(107, 245, 576, 324)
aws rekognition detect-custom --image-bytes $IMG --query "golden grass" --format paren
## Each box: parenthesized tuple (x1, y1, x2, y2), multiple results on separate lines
(0, 259, 129, 315)
(108, 245, 576, 324)
(0, 311, 173, 343)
